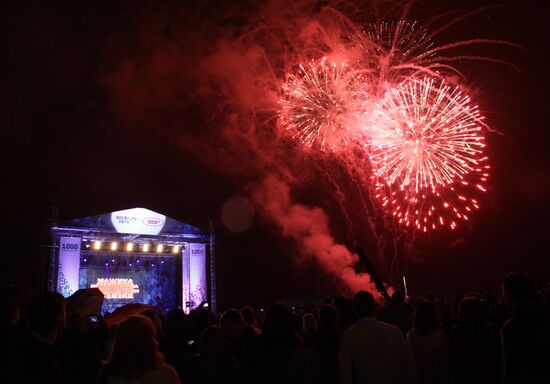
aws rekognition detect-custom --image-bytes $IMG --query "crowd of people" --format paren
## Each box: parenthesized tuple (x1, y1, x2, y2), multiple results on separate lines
(1, 271, 549, 384)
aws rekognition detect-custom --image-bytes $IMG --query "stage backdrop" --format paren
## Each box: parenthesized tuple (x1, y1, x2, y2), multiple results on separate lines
(79, 254, 177, 313)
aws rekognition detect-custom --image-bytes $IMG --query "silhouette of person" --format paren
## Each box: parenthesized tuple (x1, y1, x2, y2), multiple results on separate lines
(339, 291, 419, 384)
(501, 272, 550, 384)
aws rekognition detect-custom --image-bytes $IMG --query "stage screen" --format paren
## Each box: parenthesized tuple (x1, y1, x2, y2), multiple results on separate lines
(79, 252, 177, 313)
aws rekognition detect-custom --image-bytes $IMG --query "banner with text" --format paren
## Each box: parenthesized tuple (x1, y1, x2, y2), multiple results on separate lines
(189, 243, 207, 310)
(57, 236, 81, 297)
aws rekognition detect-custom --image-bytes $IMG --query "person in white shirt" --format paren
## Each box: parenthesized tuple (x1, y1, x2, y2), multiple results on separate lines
(339, 291, 419, 384)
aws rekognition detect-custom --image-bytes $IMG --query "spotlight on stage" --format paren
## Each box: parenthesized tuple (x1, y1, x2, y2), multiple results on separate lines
(93, 241, 101, 250)
(156, 244, 164, 253)
(111, 242, 118, 251)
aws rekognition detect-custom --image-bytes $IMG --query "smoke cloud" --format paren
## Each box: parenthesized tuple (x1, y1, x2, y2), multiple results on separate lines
(253, 175, 381, 297)
(99, 1, 392, 297)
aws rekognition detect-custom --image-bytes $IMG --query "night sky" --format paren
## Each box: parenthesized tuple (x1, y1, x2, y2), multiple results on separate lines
(3, 0, 549, 308)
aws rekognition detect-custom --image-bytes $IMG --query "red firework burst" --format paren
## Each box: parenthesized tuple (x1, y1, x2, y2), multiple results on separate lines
(363, 20, 437, 88)
(279, 57, 370, 151)
(368, 77, 490, 231)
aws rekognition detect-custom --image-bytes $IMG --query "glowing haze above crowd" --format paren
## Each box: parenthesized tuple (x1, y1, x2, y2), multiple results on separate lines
(101, 0, 521, 291)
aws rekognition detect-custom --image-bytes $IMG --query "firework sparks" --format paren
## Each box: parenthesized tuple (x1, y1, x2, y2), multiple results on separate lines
(279, 57, 370, 151)
(368, 77, 490, 231)
(267, 5, 516, 234)
(363, 20, 437, 89)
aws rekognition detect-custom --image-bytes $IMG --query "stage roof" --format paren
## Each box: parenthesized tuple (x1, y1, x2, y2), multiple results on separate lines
(54, 207, 208, 237)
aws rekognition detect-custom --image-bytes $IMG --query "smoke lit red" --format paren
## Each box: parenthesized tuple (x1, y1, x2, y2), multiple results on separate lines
(101, 2, 520, 290)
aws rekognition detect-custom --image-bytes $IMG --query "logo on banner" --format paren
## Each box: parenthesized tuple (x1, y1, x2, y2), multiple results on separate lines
(110, 208, 166, 235)
(114, 215, 137, 224)
(143, 217, 163, 226)
(61, 243, 80, 250)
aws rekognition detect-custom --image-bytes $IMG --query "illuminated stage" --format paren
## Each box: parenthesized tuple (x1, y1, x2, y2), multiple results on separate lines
(49, 207, 215, 313)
